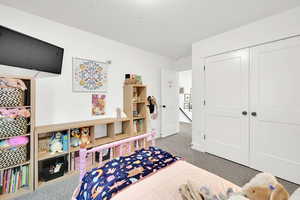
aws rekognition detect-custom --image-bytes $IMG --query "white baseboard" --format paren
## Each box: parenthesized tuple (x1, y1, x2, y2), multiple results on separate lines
(161, 132, 177, 138)
(191, 142, 205, 152)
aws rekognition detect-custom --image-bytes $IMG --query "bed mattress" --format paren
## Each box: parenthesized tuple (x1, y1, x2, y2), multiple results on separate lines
(73, 160, 240, 200)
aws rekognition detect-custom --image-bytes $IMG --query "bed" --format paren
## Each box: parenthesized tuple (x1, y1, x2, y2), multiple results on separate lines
(72, 132, 241, 200)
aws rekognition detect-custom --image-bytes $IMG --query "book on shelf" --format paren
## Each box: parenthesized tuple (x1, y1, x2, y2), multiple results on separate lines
(70, 151, 93, 172)
(133, 119, 144, 133)
(0, 165, 29, 195)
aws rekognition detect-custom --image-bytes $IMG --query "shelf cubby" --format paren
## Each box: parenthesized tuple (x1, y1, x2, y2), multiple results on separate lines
(35, 117, 135, 189)
(0, 75, 35, 200)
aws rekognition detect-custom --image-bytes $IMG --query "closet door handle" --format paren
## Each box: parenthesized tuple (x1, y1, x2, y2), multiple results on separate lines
(251, 112, 257, 117)
(242, 111, 248, 116)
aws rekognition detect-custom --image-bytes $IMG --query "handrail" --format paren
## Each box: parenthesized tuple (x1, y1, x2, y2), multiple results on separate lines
(179, 107, 192, 122)
(79, 131, 156, 181)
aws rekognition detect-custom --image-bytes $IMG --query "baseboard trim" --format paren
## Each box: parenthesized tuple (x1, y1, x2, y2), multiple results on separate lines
(191, 143, 205, 152)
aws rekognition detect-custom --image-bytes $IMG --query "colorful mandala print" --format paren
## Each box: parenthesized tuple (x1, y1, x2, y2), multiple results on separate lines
(74, 59, 107, 92)
(76, 147, 180, 200)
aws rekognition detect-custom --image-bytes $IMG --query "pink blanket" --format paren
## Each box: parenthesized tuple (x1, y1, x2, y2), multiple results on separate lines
(72, 160, 240, 200)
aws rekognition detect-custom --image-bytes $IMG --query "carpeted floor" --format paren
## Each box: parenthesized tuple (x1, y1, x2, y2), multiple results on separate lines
(157, 122, 299, 195)
(14, 122, 299, 199)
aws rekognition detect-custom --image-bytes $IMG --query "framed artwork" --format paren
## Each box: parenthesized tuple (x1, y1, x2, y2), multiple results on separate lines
(184, 93, 191, 103)
(184, 103, 190, 109)
(92, 94, 106, 116)
(73, 57, 108, 92)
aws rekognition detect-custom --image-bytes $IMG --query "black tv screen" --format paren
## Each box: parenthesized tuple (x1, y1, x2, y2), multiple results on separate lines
(0, 25, 64, 74)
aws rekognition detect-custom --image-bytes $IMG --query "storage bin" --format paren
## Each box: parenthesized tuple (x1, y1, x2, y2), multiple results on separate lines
(0, 117, 28, 138)
(0, 144, 28, 169)
(0, 87, 25, 107)
(40, 156, 68, 182)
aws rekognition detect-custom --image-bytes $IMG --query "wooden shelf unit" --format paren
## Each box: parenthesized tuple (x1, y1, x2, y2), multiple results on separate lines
(123, 85, 148, 136)
(34, 117, 132, 188)
(0, 76, 35, 200)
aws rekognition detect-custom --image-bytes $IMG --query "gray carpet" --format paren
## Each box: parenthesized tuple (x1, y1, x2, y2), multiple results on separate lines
(14, 122, 299, 199)
(157, 122, 299, 195)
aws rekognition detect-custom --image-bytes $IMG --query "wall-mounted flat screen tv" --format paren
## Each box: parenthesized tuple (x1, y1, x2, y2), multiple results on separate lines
(0, 25, 64, 74)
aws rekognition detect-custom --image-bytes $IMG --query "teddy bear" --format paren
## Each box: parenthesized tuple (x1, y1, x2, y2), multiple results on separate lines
(241, 173, 289, 200)
(80, 127, 90, 148)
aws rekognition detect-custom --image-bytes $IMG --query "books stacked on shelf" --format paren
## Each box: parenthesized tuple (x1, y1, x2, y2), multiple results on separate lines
(134, 139, 145, 150)
(0, 165, 29, 194)
(95, 148, 112, 163)
(114, 144, 131, 157)
(134, 119, 144, 133)
(70, 151, 93, 171)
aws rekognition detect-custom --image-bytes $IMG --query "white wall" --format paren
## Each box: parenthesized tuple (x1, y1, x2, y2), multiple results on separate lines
(179, 70, 192, 123)
(192, 6, 300, 151)
(0, 4, 172, 134)
(173, 56, 192, 71)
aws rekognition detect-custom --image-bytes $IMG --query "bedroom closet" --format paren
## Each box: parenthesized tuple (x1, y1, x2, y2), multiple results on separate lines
(203, 36, 300, 184)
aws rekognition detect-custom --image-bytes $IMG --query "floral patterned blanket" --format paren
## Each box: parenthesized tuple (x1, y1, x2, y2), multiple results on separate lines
(76, 147, 180, 200)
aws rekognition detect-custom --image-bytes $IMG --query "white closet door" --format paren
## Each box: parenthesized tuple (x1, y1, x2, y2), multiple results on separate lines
(204, 49, 250, 165)
(250, 37, 300, 184)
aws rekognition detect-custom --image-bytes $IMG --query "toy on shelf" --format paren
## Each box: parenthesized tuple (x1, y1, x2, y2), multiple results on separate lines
(50, 132, 63, 154)
(80, 127, 90, 148)
(124, 74, 142, 85)
(0, 108, 30, 119)
(0, 136, 29, 149)
(70, 128, 81, 147)
(0, 78, 27, 91)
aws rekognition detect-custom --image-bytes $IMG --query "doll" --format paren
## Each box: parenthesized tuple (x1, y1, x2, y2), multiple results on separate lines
(50, 132, 63, 154)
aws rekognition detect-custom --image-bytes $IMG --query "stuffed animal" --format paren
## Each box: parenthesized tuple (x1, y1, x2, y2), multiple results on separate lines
(80, 127, 90, 148)
(242, 173, 289, 200)
(0, 78, 27, 90)
(50, 132, 63, 154)
(228, 195, 249, 200)
(70, 128, 81, 147)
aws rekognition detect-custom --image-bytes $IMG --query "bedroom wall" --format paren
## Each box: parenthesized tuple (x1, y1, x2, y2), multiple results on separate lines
(0, 4, 172, 134)
(173, 56, 192, 71)
(192, 6, 300, 151)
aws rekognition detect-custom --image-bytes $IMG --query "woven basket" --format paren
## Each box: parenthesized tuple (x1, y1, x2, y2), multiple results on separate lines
(0, 87, 25, 107)
(0, 145, 28, 169)
(0, 117, 28, 138)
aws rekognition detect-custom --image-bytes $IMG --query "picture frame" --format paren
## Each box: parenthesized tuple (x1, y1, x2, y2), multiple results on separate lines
(72, 57, 108, 93)
(184, 93, 191, 103)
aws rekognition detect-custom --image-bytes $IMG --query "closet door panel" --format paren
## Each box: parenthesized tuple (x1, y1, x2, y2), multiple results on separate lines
(250, 37, 300, 184)
(205, 49, 249, 166)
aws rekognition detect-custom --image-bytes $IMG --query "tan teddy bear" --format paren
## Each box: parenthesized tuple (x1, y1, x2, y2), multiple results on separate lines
(242, 173, 289, 200)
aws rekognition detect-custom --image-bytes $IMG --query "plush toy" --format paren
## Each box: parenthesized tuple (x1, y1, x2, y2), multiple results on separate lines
(70, 128, 81, 147)
(80, 127, 90, 148)
(50, 132, 63, 154)
(0, 78, 27, 90)
(8, 136, 29, 147)
(228, 195, 249, 200)
(242, 173, 289, 200)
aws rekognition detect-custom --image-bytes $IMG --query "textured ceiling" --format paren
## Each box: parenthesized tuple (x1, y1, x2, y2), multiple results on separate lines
(0, 0, 300, 59)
